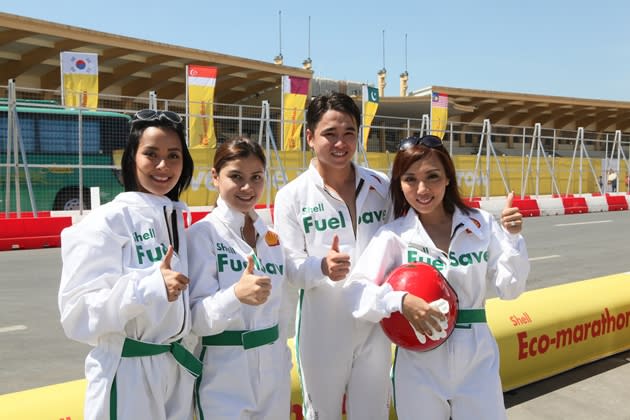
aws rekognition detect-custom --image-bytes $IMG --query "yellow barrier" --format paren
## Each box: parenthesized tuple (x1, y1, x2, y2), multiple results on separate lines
(172, 150, 603, 206)
(3, 273, 629, 419)
(0, 379, 85, 419)
(487, 272, 630, 391)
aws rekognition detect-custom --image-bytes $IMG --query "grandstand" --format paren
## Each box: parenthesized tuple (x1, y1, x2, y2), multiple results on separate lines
(2, 11, 629, 213)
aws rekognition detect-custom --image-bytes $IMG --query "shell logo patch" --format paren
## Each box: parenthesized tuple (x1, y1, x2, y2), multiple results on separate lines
(265, 231, 280, 246)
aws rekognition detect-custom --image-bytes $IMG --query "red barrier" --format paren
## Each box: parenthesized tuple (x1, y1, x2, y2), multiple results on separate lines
(0, 216, 72, 251)
(605, 194, 629, 211)
(0, 236, 62, 250)
(561, 196, 588, 214)
(463, 199, 481, 209)
(0, 211, 51, 219)
(255, 204, 274, 223)
(512, 198, 541, 217)
(185, 211, 210, 227)
(185, 205, 274, 227)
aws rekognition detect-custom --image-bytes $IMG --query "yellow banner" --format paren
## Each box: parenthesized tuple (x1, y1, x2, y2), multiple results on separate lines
(362, 86, 379, 151)
(363, 101, 378, 150)
(60, 52, 99, 109)
(116, 149, 599, 206)
(430, 92, 448, 138)
(62, 74, 98, 109)
(283, 93, 307, 150)
(282, 76, 309, 151)
(187, 65, 218, 148)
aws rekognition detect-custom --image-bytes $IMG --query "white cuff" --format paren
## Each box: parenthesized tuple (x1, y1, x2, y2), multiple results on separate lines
(385, 290, 408, 314)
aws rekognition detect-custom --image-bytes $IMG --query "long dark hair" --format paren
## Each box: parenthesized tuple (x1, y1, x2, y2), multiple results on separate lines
(390, 140, 472, 218)
(121, 115, 193, 201)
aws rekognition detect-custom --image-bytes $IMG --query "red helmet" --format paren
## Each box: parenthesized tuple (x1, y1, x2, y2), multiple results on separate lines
(380, 262, 459, 351)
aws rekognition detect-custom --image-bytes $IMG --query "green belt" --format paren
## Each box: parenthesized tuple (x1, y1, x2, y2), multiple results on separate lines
(202, 324, 279, 350)
(121, 338, 202, 378)
(455, 308, 486, 328)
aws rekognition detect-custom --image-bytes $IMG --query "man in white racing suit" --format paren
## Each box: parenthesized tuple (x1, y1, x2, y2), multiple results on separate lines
(274, 92, 393, 419)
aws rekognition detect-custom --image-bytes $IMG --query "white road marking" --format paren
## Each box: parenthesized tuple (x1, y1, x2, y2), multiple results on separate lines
(555, 220, 612, 227)
(0, 325, 27, 334)
(529, 255, 561, 261)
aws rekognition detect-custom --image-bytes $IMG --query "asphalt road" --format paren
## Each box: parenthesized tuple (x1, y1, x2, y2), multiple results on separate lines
(0, 210, 629, 418)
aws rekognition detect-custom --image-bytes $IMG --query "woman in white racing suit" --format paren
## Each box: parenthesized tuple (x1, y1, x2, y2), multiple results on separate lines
(187, 137, 293, 419)
(344, 135, 530, 420)
(59, 110, 199, 420)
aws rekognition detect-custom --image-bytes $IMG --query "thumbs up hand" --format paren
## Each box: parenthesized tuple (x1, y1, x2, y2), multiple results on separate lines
(161, 245, 189, 302)
(321, 235, 351, 282)
(234, 255, 272, 306)
(501, 191, 523, 234)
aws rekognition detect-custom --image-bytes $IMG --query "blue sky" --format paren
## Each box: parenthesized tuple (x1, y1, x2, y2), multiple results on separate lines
(4, 0, 630, 100)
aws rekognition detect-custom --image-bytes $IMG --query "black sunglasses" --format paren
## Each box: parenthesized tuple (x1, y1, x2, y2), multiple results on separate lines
(398, 135, 443, 151)
(132, 109, 183, 124)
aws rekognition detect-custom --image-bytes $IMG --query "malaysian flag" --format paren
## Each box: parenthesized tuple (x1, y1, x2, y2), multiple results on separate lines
(432, 92, 448, 108)
(431, 92, 448, 138)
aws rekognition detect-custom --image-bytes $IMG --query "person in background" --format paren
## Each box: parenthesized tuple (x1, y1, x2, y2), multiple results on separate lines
(607, 168, 618, 192)
(187, 137, 292, 419)
(344, 135, 530, 420)
(274, 92, 393, 419)
(59, 109, 199, 420)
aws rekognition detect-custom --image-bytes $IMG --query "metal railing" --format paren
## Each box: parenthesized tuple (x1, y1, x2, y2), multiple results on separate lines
(2, 85, 629, 215)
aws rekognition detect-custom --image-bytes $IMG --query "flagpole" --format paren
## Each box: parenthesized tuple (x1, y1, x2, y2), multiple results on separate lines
(59, 52, 65, 107)
(185, 65, 190, 146)
(358, 84, 367, 164)
(429, 89, 433, 136)
(280, 75, 285, 150)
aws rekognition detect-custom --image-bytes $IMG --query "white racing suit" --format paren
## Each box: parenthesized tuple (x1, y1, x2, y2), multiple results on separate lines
(274, 161, 392, 420)
(344, 207, 530, 420)
(59, 192, 198, 420)
(187, 198, 293, 420)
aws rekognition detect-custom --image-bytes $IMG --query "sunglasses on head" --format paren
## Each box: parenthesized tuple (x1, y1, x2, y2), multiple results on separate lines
(398, 135, 443, 151)
(132, 109, 183, 124)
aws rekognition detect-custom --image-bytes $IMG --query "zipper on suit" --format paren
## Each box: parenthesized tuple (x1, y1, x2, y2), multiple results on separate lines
(163, 205, 187, 339)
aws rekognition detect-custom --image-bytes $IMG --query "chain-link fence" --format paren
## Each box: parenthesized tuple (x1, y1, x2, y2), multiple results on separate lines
(2, 84, 629, 215)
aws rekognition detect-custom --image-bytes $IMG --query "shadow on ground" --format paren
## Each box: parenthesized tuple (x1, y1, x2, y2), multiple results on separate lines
(503, 350, 630, 408)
